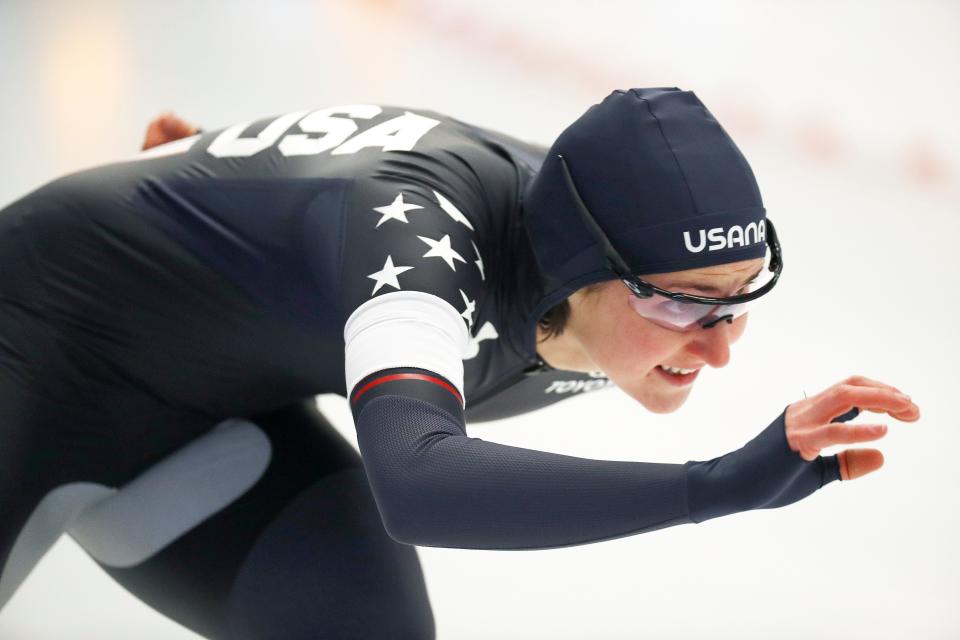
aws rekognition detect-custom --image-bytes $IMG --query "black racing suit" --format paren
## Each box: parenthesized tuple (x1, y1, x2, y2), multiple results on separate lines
(0, 104, 841, 639)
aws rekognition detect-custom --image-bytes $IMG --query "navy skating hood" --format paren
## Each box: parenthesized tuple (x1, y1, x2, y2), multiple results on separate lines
(519, 87, 769, 356)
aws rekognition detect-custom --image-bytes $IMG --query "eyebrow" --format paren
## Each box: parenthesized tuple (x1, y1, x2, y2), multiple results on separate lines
(663, 267, 764, 294)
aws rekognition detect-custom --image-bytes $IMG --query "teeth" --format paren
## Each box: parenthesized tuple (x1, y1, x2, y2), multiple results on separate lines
(659, 365, 697, 375)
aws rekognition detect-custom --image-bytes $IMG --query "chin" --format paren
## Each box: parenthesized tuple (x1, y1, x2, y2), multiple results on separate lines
(613, 370, 695, 414)
(641, 398, 685, 414)
(632, 385, 691, 414)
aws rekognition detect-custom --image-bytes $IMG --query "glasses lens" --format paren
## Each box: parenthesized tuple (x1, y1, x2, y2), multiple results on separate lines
(622, 242, 775, 331)
(627, 294, 750, 332)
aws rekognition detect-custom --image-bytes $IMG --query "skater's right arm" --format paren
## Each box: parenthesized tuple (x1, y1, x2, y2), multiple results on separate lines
(350, 359, 916, 549)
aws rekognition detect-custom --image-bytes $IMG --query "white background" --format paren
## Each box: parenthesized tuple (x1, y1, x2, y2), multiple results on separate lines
(0, 1, 957, 638)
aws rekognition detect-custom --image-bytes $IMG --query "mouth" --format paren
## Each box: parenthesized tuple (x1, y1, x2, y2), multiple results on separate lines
(654, 364, 701, 386)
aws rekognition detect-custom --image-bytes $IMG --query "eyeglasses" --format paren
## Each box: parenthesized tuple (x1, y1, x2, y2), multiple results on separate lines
(557, 154, 783, 332)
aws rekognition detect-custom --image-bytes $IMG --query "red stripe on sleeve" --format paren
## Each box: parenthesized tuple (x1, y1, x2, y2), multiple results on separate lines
(351, 373, 463, 407)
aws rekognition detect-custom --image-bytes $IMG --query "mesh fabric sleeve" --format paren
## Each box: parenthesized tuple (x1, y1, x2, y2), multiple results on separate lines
(354, 390, 689, 550)
(349, 368, 848, 550)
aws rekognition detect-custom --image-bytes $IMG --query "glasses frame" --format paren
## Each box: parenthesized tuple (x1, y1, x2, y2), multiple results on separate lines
(556, 154, 783, 314)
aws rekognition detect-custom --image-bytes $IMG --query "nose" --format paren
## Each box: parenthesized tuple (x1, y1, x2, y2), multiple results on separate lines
(689, 318, 733, 368)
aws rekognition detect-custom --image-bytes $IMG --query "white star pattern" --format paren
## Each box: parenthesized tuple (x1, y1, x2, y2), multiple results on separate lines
(371, 192, 423, 227)
(367, 255, 414, 295)
(464, 321, 498, 359)
(471, 240, 485, 280)
(433, 190, 474, 231)
(417, 234, 466, 271)
(459, 289, 476, 331)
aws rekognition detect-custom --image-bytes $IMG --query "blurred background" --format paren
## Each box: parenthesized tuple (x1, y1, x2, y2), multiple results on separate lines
(0, 0, 957, 638)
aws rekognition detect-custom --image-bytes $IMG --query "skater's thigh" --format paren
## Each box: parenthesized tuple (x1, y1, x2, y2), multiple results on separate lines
(87, 400, 435, 640)
(0, 368, 218, 615)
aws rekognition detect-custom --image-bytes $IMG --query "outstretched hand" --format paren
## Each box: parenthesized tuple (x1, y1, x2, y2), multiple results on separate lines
(141, 111, 199, 150)
(785, 375, 920, 481)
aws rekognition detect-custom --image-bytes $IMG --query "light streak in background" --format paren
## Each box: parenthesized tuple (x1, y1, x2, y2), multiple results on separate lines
(351, 0, 956, 195)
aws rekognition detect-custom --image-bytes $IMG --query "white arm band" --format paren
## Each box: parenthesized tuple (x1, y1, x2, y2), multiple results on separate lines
(343, 290, 469, 400)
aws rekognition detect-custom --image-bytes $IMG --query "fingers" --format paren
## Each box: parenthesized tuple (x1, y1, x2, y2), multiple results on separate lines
(141, 116, 168, 150)
(837, 448, 884, 481)
(888, 402, 920, 422)
(840, 374, 904, 395)
(159, 112, 198, 138)
(804, 422, 888, 454)
(837, 375, 920, 421)
(787, 376, 916, 477)
(814, 384, 916, 425)
(141, 111, 198, 150)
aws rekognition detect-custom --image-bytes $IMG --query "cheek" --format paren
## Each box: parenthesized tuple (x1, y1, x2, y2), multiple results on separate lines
(584, 296, 678, 375)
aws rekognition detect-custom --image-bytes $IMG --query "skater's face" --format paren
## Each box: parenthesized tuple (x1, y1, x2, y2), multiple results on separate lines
(539, 257, 764, 414)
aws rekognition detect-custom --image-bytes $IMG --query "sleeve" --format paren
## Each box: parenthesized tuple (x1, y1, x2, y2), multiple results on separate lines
(341, 175, 843, 551)
(338, 174, 487, 397)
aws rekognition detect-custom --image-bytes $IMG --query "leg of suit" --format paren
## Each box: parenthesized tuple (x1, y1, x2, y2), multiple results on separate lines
(90, 400, 436, 640)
